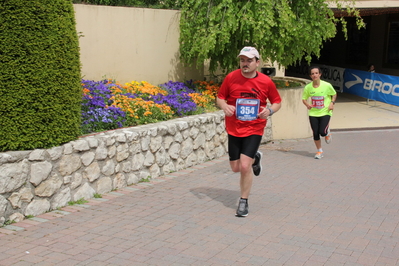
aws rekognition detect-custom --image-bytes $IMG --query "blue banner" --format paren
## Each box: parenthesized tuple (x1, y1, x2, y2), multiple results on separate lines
(344, 69, 399, 106)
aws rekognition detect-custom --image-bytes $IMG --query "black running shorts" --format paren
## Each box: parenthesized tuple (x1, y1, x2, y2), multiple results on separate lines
(228, 134, 262, 161)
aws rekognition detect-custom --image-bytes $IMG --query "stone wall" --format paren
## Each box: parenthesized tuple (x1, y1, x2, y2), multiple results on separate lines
(0, 111, 272, 225)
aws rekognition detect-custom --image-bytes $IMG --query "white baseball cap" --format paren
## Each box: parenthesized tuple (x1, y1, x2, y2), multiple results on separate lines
(238, 46, 260, 59)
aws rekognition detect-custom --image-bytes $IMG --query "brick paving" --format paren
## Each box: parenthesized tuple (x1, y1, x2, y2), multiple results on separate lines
(1, 128, 399, 265)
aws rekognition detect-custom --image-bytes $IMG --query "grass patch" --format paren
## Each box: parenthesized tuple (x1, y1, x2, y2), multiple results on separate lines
(3, 220, 16, 226)
(140, 177, 151, 183)
(68, 198, 89, 206)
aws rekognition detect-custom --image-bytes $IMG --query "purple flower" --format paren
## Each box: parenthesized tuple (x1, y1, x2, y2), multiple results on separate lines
(156, 81, 197, 116)
(81, 79, 126, 134)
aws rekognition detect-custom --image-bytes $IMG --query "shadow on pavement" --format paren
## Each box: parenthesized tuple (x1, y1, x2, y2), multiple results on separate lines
(190, 187, 238, 209)
(283, 149, 314, 158)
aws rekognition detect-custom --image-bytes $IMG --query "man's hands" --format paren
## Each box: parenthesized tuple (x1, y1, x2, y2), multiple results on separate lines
(257, 107, 271, 119)
(217, 98, 236, 117)
(222, 104, 236, 117)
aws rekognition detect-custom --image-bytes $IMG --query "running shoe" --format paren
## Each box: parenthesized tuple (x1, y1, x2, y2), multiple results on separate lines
(325, 129, 332, 144)
(252, 151, 263, 176)
(236, 198, 249, 217)
(314, 152, 323, 159)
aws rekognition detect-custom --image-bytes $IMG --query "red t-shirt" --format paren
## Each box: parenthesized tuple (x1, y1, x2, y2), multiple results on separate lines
(217, 69, 282, 137)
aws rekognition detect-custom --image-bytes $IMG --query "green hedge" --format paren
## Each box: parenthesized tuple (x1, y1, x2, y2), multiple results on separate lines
(0, 0, 81, 151)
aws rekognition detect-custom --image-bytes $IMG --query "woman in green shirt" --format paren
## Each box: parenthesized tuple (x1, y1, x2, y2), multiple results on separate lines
(302, 66, 337, 159)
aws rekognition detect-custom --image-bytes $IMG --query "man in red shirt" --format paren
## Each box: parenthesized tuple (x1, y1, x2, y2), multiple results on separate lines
(217, 46, 282, 217)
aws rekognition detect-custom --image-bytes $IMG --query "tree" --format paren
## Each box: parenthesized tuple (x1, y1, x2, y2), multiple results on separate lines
(179, 0, 363, 74)
(0, 0, 82, 151)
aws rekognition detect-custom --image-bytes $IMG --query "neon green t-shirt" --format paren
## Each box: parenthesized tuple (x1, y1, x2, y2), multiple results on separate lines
(302, 80, 337, 117)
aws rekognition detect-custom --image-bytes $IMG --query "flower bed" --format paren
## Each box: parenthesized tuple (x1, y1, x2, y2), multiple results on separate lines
(81, 79, 220, 135)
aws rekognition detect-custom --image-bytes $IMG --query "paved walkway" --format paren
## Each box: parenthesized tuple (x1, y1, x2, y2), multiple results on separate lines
(1, 94, 399, 266)
(331, 92, 399, 130)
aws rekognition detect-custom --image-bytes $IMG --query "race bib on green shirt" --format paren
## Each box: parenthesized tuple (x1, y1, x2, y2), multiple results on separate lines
(311, 96, 324, 109)
(236, 98, 260, 121)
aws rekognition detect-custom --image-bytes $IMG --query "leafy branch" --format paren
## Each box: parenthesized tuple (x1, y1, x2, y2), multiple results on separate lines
(179, 0, 364, 74)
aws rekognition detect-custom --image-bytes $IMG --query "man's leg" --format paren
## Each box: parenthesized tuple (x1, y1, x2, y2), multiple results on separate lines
(238, 154, 254, 199)
(229, 154, 254, 198)
(228, 134, 261, 217)
(233, 154, 254, 217)
(229, 158, 250, 217)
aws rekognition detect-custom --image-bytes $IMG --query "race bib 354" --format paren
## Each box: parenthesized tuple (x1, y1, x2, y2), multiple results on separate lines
(236, 98, 260, 121)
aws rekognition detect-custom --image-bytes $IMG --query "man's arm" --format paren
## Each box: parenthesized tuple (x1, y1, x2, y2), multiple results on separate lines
(217, 97, 235, 117)
(269, 102, 281, 114)
(258, 102, 281, 118)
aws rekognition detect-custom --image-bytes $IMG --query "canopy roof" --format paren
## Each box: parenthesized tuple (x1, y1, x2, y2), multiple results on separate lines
(333, 7, 399, 16)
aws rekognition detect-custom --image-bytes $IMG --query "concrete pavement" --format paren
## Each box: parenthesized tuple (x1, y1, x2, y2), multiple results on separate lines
(331, 92, 399, 130)
(0, 93, 399, 266)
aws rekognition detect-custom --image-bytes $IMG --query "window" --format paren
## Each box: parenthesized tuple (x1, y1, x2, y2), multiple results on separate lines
(346, 17, 370, 65)
(386, 20, 399, 65)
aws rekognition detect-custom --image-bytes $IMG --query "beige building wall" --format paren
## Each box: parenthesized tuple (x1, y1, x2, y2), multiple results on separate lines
(73, 4, 203, 85)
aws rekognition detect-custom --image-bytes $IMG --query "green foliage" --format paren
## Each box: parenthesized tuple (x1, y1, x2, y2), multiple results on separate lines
(140, 176, 151, 183)
(68, 198, 89, 205)
(3, 219, 16, 226)
(0, 0, 82, 151)
(179, 0, 364, 74)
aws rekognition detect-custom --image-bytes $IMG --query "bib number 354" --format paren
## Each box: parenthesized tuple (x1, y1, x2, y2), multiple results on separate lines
(236, 99, 260, 121)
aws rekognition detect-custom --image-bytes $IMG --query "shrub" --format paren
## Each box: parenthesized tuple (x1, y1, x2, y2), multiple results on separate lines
(0, 0, 81, 151)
